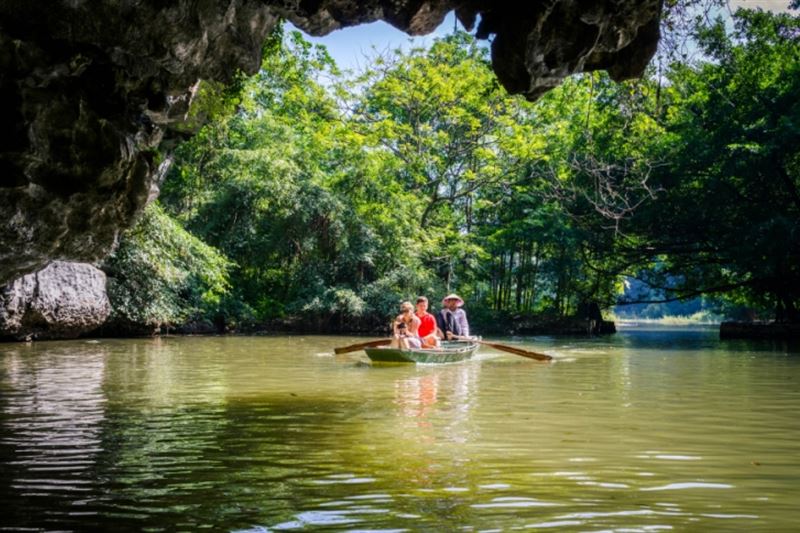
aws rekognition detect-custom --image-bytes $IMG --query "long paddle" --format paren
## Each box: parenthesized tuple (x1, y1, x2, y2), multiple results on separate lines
(334, 338, 392, 355)
(456, 336, 552, 361)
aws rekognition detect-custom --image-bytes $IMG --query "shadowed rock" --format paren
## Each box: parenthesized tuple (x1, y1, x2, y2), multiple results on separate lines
(0, 0, 663, 285)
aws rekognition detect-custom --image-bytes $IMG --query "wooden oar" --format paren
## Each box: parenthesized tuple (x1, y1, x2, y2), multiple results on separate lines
(456, 336, 552, 361)
(334, 338, 392, 355)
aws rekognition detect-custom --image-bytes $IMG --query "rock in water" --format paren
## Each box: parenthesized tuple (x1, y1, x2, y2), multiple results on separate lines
(0, 262, 111, 341)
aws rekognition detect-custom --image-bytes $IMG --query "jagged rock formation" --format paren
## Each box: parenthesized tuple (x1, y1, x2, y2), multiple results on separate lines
(0, 261, 111, 340)
(0, 0, 663, 285)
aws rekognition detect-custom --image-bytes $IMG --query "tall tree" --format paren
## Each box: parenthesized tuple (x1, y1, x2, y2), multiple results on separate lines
(616, 10, 800, 319)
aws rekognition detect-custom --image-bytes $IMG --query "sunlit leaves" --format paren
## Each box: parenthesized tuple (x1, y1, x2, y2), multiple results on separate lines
(104, 203, 232, 328)
(142, 9, 800, 329)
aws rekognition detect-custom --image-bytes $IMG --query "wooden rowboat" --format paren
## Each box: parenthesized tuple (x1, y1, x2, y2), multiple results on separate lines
(364, 340, 479, 364)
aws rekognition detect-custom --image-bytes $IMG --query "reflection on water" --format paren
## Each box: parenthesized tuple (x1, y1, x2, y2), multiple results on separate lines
(0, 329, 799, 530)
(0, 343, 107, 529)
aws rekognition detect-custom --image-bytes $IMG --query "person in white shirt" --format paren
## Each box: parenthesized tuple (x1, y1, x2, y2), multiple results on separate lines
(435, 293, 470, 339)
(391, 301, 422, 349)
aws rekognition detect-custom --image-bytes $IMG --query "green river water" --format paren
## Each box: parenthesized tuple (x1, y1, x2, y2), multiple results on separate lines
(1, 327, 799, 531)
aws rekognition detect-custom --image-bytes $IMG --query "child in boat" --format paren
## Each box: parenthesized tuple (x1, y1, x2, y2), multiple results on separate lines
(391, 301, 422, 349)
(415, 296, 441, 348)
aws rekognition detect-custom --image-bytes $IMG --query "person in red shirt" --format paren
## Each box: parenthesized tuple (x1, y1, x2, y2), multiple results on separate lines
(415, 296, 441, 348)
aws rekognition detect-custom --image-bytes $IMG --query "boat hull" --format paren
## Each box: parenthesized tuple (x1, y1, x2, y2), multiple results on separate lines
(364, 341, 479, 364)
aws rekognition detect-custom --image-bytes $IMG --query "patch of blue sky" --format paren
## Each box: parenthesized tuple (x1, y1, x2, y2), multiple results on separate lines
(286, 11, 463, 75)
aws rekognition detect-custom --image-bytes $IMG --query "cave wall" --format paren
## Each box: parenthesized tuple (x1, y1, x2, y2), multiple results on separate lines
(0, 0, 663, 286)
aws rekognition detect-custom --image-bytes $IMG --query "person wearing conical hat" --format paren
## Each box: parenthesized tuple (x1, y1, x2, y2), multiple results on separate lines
(435, 293, 470, 340)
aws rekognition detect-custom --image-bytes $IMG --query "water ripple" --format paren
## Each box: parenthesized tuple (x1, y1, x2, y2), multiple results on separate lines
(640, 482, 734, 491)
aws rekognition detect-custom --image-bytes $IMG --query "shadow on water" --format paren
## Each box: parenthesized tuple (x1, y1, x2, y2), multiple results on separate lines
(0, 342, 110, 530)
(522, 325, 800, 357)
(0, 340, 379, 531)
(0, 338, 489, 531)
(90, 398, 368, 531)
(718, 337, 800, 356)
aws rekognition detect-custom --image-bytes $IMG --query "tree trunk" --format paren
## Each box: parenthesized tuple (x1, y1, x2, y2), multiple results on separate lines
(527, 243, 539, 313)
(776, 293, 799, 323)
(504, 252, 513, 311)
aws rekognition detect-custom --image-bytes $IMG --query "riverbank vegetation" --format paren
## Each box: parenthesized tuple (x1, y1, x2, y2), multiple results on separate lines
(103, 7, 800, 335)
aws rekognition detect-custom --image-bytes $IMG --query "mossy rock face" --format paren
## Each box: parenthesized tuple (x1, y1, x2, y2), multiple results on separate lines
(0, 0, 662, 285)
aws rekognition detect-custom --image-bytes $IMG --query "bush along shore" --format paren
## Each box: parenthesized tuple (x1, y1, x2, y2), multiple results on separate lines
(87, 310, 616, 339)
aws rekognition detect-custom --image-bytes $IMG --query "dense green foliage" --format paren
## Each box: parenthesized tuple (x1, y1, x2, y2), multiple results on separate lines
(614, 10, 800, 320)
(103, 203, 231, 331)
(111, 8, 800, 332)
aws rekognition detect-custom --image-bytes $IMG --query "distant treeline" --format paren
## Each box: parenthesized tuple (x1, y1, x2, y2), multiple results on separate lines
(101, 9, 800, 334)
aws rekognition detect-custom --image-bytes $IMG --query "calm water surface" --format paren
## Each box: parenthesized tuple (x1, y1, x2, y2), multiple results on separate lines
(1, 327, 799, 531)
